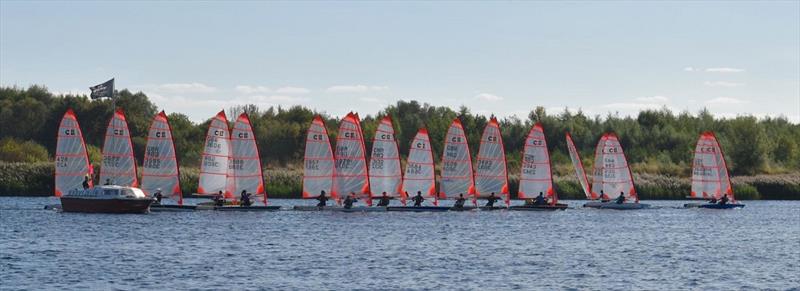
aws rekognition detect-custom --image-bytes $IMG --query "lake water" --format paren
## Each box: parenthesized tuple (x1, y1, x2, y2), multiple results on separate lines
(1, 197, 799, 290)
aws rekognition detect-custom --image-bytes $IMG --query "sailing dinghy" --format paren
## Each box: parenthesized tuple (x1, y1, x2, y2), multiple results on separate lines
(368, 116, 403, 206)
(511, 123, 567, 211)
(294, 116, 342, 211)
(331, 112, 384, 212)
(387, 128, 449, 212)
(474, 117, 510, 210)
(99, 109, 139, 188)
(565, 132, 604, 208)
(142, 111, 195, 211)
(686, 132, 744, 209)
(586, 133, 649, 210)
(440, 118, 477, 211)
(196, 111, 233, 199)
(54, 109, 92, 197)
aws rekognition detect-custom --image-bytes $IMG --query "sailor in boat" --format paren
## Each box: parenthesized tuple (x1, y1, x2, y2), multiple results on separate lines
(343, 192, 358, 209)
(376, 192, 391, 207)
(152, 188, 163, 205)
(534, 192, 546, 205)
(718, 195, 729, 205)
(316, 191, 329, 207)
(213, 190, 225, 206)
(411, 191, 425, 207)
(104, 178, 112, 185)
(485, 192, 500, 207)
(599, 190, 610, 202)
(82, 174, 91, 190)
(453, 193, 466, 209)
(240, 190, 253, 207)
(615, 192, 626, 204)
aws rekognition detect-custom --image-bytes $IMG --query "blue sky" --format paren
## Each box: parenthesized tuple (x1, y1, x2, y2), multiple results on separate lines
(2, 1, 798, 123)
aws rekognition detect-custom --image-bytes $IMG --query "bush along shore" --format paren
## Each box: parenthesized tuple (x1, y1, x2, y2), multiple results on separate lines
(2, 162, 798, 200)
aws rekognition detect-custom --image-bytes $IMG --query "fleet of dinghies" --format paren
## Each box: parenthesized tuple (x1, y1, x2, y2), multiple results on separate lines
(53, 108, 745, 213)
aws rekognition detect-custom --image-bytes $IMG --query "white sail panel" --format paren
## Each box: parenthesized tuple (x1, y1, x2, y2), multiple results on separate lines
(303, 116, 335, 199)
(231, 113, 267, 205)
(333, 112, 370, 200)
(474, 117, 508, 200)
(141, 111, 182, 204)
(566, 132, 594, 199)
(518, 123, 555, 201)
(691, 131, 734, 201)
(197, 110, 232, 197)
(440, 118, 475, 199)
(369, 116, 402, 198)
(591, 133, 637, 202)
(99, 109, 138, 187)
(54, 109, 91, 197)
(402, 128, 436, 201)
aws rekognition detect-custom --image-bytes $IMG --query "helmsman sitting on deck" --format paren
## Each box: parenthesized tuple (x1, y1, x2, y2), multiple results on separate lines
(615, 192, 626, 204)
(343, 192, 358, 209)
(316, 191, 329, 207)
(240, 190, 253, 207)
(718, 195, 729, 205)
(376, 192, 391, 207)
(598, 190, 610, 202)
(411, 191, 425, 207)
(82, 174, 91, 190)
(152, 188, 163, 205)
(485, 192, 500, 207)
(214, 191, 225, 206)
(453, 193, 466, 209)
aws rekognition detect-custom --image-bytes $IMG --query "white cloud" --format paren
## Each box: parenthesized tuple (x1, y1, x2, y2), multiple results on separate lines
(359, 97, 382, 103)
(704, 81, 745, 87)
(705, 67, 745, 73)
(635, 96, 669, 103)
(157, 82, 217, 93)
(326, 85, 388, 93)
(275, 86, 310, 94)
(602, 102, 666, 110)
(705, 97, 749, 104)
(245, 95, 310, 103)
(235, 85, 271, 94)
(683, 67, 696, 72)
(475, 93, 503, 102)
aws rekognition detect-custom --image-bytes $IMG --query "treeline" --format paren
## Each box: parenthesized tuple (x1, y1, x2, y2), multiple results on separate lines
(1, 85, 799, 177)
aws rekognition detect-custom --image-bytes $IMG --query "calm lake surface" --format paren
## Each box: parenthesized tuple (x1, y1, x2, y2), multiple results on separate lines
(1, 197, 799, 290)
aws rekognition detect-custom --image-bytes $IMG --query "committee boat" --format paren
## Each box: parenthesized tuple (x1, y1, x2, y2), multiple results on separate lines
(586, 132, 649, 210)
(686, 132, 744, 209)
(99, 109, 138, 188)
(474, 117, 510, 210)
(511, 123, 567, 211)
(142, 111, 195, 211)
(54, 109, 92, 198)
(60, 185, 153, 214)
(387, 128, 449, 212)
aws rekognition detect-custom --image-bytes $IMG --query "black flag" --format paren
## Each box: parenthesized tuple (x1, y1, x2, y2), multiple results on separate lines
(90, 78, 114, 99)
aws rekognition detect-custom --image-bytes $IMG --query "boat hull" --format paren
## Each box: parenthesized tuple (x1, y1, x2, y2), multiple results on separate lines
(386, 206, 450, 212)
(214, 206, 281, 211)
(697, 203, 745, 209)
(584, 202, 650, 210)
(150, 204, 197, 212)
(510, 203, 568, 211)
(292, 206, 385, 212)
(60, 197, 153, 214)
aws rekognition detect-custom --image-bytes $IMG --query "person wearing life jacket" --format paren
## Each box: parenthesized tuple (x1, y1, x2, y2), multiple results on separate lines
(343, 192, 358, 209)
(376, 192, 391, 207)
(411, 191, 425, 207)
(104, 178, 112, 185)
(718, 195, 729, 205)
(152, 188, 163, 204)
(615, 192, 626, 204)
(82, 174, 91, 190)
(534, 192, 546, 205)
(316, 190, 329, 207)
(485, 192, 500, 207)
(453, 193, 466, 209)
(599, 190, 610, 202)
(240, 190, 252, 207)
(214, 191, 225, 206)
(708, 197, 717, 204)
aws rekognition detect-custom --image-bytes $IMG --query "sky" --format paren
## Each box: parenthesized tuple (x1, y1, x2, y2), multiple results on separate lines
(1, 1, 799, 123)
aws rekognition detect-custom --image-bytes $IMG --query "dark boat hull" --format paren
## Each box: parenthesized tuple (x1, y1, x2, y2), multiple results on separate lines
(386, 206, 450, 212)
(149, 204, 197, 212)
(697, 203, 745, 209)
(509, 204, 568, 211)
(214, 206, 282, 211)
(60, 197, 153, 214)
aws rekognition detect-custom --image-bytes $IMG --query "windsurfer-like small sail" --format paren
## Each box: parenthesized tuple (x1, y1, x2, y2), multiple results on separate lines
(141, 111, 182, 204)
(402, 128, 436, 203)
(474, 117, 509, 204)
(333, 112, 370, 201)
(231, 113, 267, 205)
(519, 123, 556, 203)
(566, 132, 594, 199)
(369, 116, 402, 200)
(99, 109, 138, 187)
(198, 110, 232, 198)
(440, 118, 475, 200)
(691, 131, 735, 201)
(303, 116, 336, 199)
(591, 133, 638, 202)
(55, 109, 92, 197)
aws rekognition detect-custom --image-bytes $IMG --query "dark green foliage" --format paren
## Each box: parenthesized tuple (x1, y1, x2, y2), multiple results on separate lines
(0, 138, 50, 163)
(0, 163, 53, 196)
